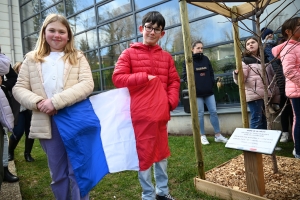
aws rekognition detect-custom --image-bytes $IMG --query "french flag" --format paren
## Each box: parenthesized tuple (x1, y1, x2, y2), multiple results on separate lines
(53, 78, 171, 197)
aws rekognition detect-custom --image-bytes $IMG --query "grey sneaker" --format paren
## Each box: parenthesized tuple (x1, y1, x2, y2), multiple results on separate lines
(293, 148, 296, 156)
(201, 135, 210, 145)
(280, 132, 289, 142)
(215, 134, 228, 143)
(156, 194, 175, 200)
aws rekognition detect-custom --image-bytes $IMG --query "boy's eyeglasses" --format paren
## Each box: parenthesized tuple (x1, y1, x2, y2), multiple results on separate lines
(144, 26, 162, 34)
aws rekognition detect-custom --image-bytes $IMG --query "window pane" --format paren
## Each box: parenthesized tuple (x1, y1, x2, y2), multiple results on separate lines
(85, 50, 99, 71)
(66, 0, 94, 16)
(92, 71, 101, 91)
(41, 0, 60, 9)
(21, 0, 40, 20)
(102, 69, 115, 90)
(22, 15, 40, 36)
(213, 73, 240, 104)
(187, 3, 212, 20)
(136, 1, 180, 29)
(69, 8, 96, 34)
(41, 3, 65, 21)
(98, 0, 132, 24)
(20, 0, 31, 5)
(204, 43, 236, 74)
(190, 15, 232, 46)
(74, 29, 98, 51)
(100, 40, 133, 68)
(260, 0, 299, 31)
(134, 0, 163, 10)
(23, 33, 38, 53)
(98, 15, 134, 47)
(159, 26, 183, 54)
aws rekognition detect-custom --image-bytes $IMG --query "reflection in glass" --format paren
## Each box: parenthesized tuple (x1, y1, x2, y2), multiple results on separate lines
(187, 3, 212, 20)
(66, 0, 94, 16)
(85, 50, 99, 71)
(213, 73, 240, 104)
(41, 0, 60, 9)
(98, 15, 134, 47)
(190, 15, 232, 46)
(238, 19, 253, 38)
(100, 40, 133, 68)
(136, 1, 180, 30)
(98, 0, 132, 24)
(260, 0, 299, 31)
(134, 0, 162, 10)
(69, 8, 96, 34)
(204, 43, 235, 74)
(41, 3, 65, 21)
(75, 29, 98, 51)
(21, 0, 40, 20)
(102, 69, 115, 90)
(92, 71, 101, 91)
(159, 26, 183, 53)
(23, 33, 39, 53)
(22, 15, 40, 36)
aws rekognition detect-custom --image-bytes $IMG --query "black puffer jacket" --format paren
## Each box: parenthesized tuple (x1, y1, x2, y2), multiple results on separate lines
(182, 53, 215, 97)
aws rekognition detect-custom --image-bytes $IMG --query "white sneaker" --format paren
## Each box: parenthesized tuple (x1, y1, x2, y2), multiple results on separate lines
(215, 134, 228, 143)
(201, 135, 210, 145)
(280, 132, 289, 142)
(293, 148, 296, 156)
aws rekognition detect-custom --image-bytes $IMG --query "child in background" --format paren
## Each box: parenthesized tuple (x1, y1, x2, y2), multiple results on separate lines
(112, 11, 179, 200)
(233, 36, 280, 129)
(272, 17, 300, 158)
(12, 14, 94, 199)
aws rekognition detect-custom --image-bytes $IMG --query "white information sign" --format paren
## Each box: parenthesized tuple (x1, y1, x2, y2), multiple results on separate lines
(225, 128, 281, 154)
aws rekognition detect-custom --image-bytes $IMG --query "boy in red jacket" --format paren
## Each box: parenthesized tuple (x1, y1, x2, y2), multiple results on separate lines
(112, 11, 180, 200)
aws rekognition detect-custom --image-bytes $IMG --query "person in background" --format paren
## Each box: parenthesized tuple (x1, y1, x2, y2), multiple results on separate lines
(0, 62, 19, 183)
(182, 40, 228, 145)
(261, 28, 293, 142)
(12, 14, 94, 199)
(112, 11, 179, 200)
(0, 46, 14, 188)
(8, 62, 35, 162)
(233, 36, 280, 129)
(272, 17, 300, 158)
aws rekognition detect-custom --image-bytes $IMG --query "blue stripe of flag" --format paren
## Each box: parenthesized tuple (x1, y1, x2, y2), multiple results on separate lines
(54, 99, 109, 197)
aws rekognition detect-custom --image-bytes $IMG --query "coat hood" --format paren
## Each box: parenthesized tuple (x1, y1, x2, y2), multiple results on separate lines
(130, 42, 162, 51)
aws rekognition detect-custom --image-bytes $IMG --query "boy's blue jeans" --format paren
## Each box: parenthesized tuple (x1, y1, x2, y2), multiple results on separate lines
(138, 159, 169, 200)
(248, 99, 267, 129)
(197, 95, 221, 135)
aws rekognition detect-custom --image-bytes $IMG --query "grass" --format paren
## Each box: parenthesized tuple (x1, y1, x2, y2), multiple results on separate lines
(13, 135, 294, 200)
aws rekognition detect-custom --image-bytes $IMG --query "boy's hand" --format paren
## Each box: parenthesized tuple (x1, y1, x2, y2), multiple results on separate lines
(148, 75, 156, 80)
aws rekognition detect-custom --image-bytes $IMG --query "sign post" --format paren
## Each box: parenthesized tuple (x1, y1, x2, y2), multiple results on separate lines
(226, 128, 281, 195)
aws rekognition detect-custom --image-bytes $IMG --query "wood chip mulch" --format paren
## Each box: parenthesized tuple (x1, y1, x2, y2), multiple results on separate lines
(205, 154, 300, 200)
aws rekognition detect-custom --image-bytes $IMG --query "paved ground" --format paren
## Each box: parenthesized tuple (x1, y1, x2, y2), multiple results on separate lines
(0, 161, 22, 200)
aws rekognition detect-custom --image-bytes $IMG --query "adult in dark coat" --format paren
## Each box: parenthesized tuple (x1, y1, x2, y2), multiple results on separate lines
(182, 40, 228, 145)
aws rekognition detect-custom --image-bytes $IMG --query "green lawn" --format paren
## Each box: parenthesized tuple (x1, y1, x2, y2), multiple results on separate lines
(13, 135, 294, 200)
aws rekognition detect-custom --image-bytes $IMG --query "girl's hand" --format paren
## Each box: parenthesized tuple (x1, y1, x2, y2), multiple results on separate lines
(38, 99, 57, 115)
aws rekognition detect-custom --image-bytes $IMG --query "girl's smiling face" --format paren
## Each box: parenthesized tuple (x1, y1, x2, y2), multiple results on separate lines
(44, 21, 69, 52)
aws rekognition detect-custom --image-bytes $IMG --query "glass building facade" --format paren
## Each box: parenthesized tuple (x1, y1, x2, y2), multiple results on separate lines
(19, 0, 300, 106)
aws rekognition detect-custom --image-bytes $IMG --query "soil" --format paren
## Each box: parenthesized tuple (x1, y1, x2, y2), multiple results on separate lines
(205, 154, 300, 200)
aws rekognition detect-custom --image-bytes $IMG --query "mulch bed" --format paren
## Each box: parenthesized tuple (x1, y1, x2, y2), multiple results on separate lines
(205, 154, 300, 200)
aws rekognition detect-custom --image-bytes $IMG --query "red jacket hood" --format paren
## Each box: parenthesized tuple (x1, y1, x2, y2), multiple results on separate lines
(130, 42, 162, 51)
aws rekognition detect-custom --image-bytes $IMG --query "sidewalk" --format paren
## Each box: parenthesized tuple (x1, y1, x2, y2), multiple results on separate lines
(0, 161, 22, 200)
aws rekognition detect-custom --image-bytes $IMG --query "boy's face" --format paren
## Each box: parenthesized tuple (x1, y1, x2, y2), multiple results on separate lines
(139, 23, 165, 46)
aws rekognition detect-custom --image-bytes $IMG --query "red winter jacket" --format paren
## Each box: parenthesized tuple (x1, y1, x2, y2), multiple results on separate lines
(112, 42, 180, 111)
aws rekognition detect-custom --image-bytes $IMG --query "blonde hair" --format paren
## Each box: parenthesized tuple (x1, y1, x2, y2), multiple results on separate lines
(34, 14, 78, 65)
(13, 62, 22, 74)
